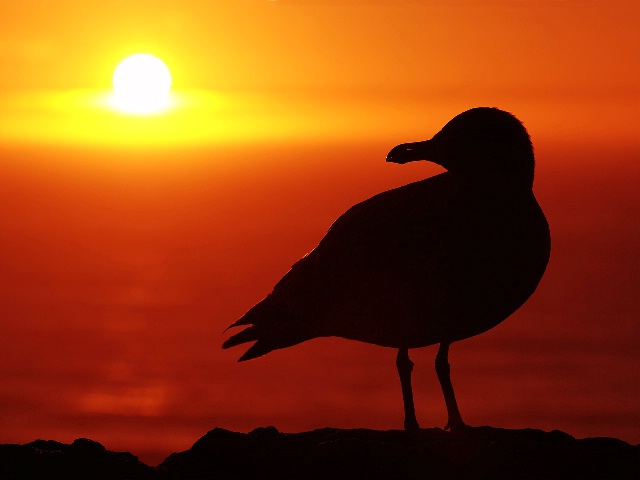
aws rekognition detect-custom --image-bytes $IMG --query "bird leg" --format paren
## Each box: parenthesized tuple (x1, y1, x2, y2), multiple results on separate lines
(435, 342, 465, 432)
(396, 348, 420, 431)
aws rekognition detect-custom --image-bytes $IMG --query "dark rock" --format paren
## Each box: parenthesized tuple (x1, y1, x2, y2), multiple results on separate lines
(249, 425, 280, 437)
(157, 426, 639, 480)
(69, 437, 107, 454)
(0, 438, 155, 480)
(25, 439, 67, 452)
(2, 427, 638, 479)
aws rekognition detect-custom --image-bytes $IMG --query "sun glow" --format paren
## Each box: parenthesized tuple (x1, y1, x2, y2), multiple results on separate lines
(113, 54, 172, 114)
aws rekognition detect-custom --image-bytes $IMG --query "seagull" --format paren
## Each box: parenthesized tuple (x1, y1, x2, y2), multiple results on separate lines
(223, 107, 551, 432)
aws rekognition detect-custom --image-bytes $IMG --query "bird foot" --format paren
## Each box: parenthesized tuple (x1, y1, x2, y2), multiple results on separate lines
(404, 419, 420, 432)
(444, 419, 467, 433)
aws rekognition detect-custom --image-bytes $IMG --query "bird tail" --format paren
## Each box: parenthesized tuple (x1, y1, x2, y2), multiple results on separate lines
(222, 300, 305, 362)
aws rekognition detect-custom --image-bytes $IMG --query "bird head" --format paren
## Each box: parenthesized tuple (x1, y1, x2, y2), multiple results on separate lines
(386, 107, 535, 185)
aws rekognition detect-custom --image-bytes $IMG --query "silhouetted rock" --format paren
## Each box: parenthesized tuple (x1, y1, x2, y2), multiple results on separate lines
(0, 437, 154, 480)
(157, 426, 639, 480)
(1, 427, 638, 479)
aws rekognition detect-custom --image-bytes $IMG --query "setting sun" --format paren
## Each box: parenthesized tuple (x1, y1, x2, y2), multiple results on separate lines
(112, 54, 172, 114)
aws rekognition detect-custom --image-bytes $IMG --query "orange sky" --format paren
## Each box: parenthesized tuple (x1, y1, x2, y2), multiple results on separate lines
(1, 1, 638, 93)
(0, 0, 639, 466)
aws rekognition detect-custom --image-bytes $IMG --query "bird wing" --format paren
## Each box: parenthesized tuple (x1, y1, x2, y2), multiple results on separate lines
(224, 170, 550, 356)
(261, 173, 457, 347)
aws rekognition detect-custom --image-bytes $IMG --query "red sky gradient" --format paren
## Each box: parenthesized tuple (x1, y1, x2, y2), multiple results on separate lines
(1, 0, 639, 466)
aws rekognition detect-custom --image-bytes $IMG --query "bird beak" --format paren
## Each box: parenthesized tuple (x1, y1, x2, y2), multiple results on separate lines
(386, 139, 438, 165)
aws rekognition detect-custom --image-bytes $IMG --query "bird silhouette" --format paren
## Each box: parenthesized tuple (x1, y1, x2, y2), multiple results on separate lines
(223, 107, 551, 432)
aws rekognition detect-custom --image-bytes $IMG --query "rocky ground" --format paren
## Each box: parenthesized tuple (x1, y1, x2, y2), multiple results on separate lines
(1, 426, 638, 479)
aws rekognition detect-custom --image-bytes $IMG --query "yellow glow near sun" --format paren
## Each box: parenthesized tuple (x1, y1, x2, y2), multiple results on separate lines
(113, 54, 172, 114)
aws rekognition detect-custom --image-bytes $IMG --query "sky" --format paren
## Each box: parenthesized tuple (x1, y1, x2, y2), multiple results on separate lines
(0, 0, 639, 466)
